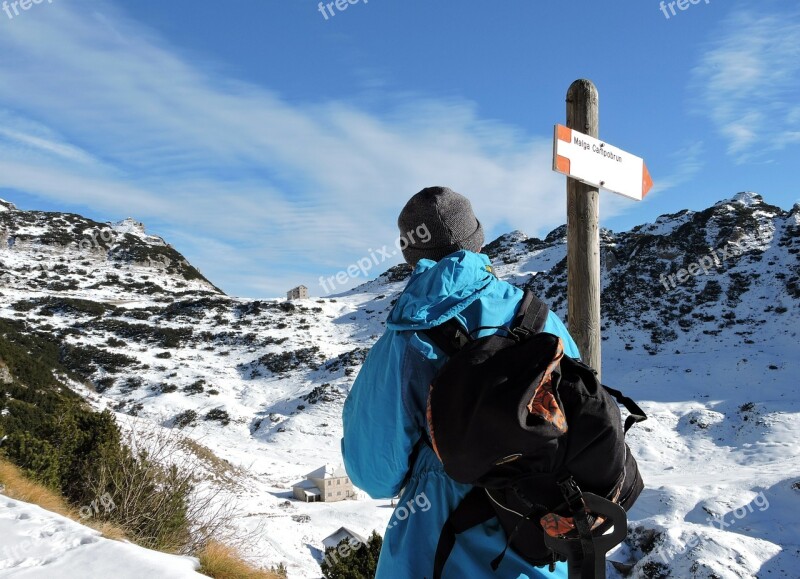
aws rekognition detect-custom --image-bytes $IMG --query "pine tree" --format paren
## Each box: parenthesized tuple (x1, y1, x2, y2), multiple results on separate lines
(320, 531, 382, 579)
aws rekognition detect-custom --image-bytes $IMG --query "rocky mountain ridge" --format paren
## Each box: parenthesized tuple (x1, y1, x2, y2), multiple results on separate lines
(1, 193, 798, 578)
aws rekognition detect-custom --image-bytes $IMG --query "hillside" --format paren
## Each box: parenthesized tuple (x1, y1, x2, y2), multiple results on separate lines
(0, 199, 218, 299)
(0, 496, 203, 577)
(1, 193, 799, 578)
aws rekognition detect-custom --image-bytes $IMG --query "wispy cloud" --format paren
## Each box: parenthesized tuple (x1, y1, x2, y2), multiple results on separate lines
(0, 119, 97, 166)
(692, 8, 800, 162)
(650, 141, 705, 195)
(0, 0, 590, 297)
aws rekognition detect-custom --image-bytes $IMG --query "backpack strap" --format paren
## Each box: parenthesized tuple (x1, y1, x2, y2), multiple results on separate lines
(422, 317, 472, 357)
(423, 290, 548, 354)
(570, 358, 648, 434)
(513, 290, 550, 337)
(602, 385, 648, 433)
(556, 476, 596, 578)
(432, 487, 496, 579)
(544, 479, 629, 579)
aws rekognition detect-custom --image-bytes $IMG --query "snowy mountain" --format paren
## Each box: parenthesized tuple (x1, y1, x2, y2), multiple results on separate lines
(1, 193, 798, 578)
(0, 199, 219, 300)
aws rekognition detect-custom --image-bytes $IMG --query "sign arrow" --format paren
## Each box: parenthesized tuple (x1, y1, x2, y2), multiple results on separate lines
(553, 124, 653, 201)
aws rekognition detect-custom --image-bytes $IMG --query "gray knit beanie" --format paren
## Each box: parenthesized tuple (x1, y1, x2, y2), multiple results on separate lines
(397, 186, 484, 266)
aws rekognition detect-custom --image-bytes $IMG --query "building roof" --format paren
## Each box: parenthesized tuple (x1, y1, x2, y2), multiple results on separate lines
(305, 465, 348, 480)
(292, 479, 319, 490)
(322, 527, 367, 550)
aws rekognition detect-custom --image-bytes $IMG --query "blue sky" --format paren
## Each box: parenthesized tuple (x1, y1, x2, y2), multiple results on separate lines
(0, 0, 798, 297)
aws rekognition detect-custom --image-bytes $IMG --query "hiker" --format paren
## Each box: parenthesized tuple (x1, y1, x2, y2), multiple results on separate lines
(342, 186, 579, 578)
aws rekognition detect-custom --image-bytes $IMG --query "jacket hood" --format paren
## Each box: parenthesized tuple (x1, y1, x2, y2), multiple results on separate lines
(387, 251, 495, 331)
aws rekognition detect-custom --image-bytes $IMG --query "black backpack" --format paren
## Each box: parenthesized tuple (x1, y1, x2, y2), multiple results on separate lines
(422, 290, 647, 579)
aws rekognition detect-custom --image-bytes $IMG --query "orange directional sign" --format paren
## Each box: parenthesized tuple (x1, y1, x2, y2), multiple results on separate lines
(553, 124, 653, 201)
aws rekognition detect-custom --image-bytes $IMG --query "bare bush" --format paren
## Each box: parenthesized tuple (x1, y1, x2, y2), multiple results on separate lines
(82, 418, 248, 555)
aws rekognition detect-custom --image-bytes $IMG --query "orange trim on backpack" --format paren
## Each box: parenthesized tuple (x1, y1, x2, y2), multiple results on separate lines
(540, 512, 608, 539)
(526, 339, 567, 433)
(541, 512, 577, 538)
(541, 477, 625, 538)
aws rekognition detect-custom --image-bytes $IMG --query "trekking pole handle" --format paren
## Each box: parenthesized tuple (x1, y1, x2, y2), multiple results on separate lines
(543, 493, 627, 579)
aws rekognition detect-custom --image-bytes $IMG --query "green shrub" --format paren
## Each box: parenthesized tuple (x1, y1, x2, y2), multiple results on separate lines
(85, 439, 192, 551)
(121, 377, 144, 392)
(10, 300, 37, 312)
(37, 297, 110, 318)
(0, 319, 195, 552)
(88, 319, 193, 349)
(205, 408, 230, 426)
(320, 531, 382, 579)
(174, 410, 198, 428)
(106, 337, 126, 348)
(184, 380, 205, 395)
(95, 376, 116, 392)
(59, 343, 138, 377)
(246, 347, 322, 376)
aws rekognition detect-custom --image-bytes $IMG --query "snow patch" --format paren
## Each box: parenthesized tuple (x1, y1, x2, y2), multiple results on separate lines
(0, 495, 203, 577)
(112, 217, 147, 236)
(721, 191, 763, 207)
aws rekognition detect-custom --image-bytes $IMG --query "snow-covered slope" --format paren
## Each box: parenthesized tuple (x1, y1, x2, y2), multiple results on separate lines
(0, 199, 219, 301)
(1, 193, 798, 578)
(0, 495, 202, 577)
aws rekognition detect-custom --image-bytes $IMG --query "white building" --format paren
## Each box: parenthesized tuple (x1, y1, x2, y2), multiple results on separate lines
(322, 527, 367, 550)
(292, 465, 355, 503)
(286, 285, 308, 300)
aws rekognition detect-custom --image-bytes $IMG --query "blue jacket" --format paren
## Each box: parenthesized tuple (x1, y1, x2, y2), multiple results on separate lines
(342, 251, 580, 579)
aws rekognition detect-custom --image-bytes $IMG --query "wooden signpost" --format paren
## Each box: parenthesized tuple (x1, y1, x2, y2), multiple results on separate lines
(554, 80, 652, 379)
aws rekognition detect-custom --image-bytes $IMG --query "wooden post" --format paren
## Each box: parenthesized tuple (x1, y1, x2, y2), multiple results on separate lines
(566, 79, 601, 378)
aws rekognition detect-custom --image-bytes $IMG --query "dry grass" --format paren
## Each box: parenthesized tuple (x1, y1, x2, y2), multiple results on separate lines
(0, 458, 72, 516)
(179, 437, 246, 488)
(1, 458, 280, 578)
(198, 540, 282, 579)
(0, 458, 126, 541)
